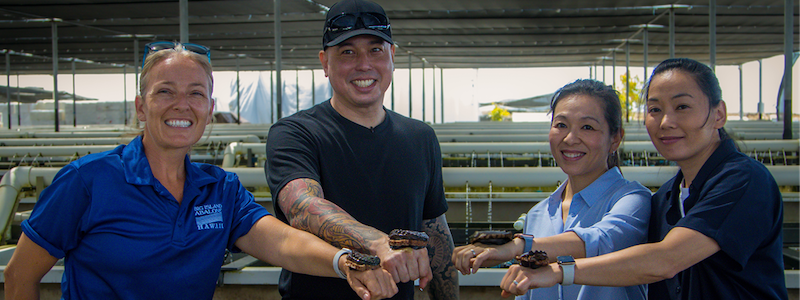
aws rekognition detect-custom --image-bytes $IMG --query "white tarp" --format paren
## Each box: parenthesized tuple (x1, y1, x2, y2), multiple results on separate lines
(221, 71, 331, 124)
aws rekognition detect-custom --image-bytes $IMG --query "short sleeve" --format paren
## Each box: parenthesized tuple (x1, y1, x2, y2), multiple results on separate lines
(21, 165, 91, 259)
(265, 120, 322, 221)
(226, 172, 271, 252)
(569, 187, 651, 257)
(422, 129, 448, 220)
(676, 166, 781, 269)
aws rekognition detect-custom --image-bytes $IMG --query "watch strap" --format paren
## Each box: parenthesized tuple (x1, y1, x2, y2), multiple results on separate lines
(518, 234, 534, 253)
(558, 256, 575, 286)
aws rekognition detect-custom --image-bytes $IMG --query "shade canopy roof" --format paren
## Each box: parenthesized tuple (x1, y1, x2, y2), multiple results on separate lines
(0, 0, 797, 74)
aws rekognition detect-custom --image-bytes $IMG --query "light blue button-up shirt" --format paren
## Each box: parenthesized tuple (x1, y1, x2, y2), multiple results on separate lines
(518, 167, 651, 300)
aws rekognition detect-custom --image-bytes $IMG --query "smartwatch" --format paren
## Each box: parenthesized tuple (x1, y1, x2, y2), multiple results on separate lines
(557, 255, 575, 286)
(517, 234, 534, 253)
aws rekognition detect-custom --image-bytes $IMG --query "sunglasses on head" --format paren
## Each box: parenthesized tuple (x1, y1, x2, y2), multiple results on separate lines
(325, 12, 390, 33)
(142, 41, 211, 68)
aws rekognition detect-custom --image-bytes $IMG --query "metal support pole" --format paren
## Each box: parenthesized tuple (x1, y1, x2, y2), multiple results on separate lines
(269, 62, 274, 123)
(72, 59, 76, 127)
(180, 0, 189, 43)
(602, 58, 606, 84)
(123, 66, 127, 125)
(625, 42, 630, 123)
(643, 28, 649, 84)
(274, 0, 283, 119)
(391, 75, 395, 111)
(422, 60, 426, 123)
(5, 51, 10, 129)
(759, 59, 763, 120)
(295, 69, 299, 113)
(440, 68, 444, 123)
(739, 64, 743, 120)
(16, 72, 19, 126)
(52, 21, 60, 132)
(783, 0, 793, 139)
(433, 66, 436, 124)
(236, 56, 241, 124)
(134, 39, 139, 96)
(669, 7, 675, 58)
(311, 69, 316, 106)
(612, 51, 617, 91)
(408, 53, 412, 118)
(709, 0, 716, 71)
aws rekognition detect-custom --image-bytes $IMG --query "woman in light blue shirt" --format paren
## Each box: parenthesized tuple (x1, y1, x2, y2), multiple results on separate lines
(453, 79, 651, 300)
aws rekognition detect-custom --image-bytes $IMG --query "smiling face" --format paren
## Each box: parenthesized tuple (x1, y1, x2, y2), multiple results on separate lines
(645, 69, 726, 168)
(319, 35, 395, 110)
(549, 94, 622, 185)
(135, 54, 214, 153)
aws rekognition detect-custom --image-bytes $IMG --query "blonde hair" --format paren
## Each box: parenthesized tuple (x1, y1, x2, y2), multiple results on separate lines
(139, 43, 214, 97)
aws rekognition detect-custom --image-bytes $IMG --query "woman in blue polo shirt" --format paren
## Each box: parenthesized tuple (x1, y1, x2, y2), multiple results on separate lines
(452, 79, 651, 300)
(499, 58, 788, 300)
(4, 42, 397, 300)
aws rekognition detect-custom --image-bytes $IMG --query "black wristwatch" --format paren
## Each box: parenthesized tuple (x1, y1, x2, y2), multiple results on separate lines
(557, 255, 575, 286)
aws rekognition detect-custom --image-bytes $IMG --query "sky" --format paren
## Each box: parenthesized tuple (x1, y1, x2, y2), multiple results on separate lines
(6, 54, 798, 124)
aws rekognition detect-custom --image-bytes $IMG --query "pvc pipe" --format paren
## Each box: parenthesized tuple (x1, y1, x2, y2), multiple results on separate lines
(221, 142, 266, 167)
(0, 145, 117, 157)
(0, 135, 260, 147)
(0, 167, 61, 239)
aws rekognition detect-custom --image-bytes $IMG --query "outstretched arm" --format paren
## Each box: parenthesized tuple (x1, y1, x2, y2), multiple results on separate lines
(5, 233, 59, 300)
(277, 178, 432, 288)
(500, 227, 720, 297)
(423, 215, 459, 300)
(236, 215, 397, 300)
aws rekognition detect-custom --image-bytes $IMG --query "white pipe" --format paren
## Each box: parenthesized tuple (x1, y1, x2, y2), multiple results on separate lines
(0, 167, 61, 238)
(221, 142, 267, 167)
(0, 145, 118, 157)
(0, 137, 133, 146)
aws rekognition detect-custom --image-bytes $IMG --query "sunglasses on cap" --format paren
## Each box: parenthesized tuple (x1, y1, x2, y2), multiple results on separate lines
(142, 41, 211, 68)
(325, 12, 390, 33)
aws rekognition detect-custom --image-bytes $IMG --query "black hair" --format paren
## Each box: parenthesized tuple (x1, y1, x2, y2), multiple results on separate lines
(550, 79, 623, 169)
(642, 58, 730, 141)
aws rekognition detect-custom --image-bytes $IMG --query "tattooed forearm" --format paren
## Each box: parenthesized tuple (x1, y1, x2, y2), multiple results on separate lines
(277, 178, 386, 253)
(423, 215, 459, 300)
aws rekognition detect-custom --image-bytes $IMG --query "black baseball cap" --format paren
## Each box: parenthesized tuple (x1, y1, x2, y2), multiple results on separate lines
(323, 0, 393, 49)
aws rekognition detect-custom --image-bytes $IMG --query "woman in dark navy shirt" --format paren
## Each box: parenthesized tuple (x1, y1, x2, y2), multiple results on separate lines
(498, 58, 788, 300)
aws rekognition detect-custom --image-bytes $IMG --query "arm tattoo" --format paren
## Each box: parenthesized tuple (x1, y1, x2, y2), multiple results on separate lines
(423, 215, 459, 300)
(277, 178, 385, 253)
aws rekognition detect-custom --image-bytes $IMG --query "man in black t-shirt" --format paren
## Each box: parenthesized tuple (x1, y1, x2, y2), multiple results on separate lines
(264, 0, 458, 299)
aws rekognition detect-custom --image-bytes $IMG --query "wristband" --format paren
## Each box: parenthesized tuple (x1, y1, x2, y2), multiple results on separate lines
(333, 248, 352, 279)
(517, 234, 534, 253)
(557, 255, 576, 286)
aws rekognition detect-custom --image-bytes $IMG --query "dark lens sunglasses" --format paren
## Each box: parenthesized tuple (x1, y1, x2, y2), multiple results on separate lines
(142, 41, 211, 68)
(325, 13, 390, 33)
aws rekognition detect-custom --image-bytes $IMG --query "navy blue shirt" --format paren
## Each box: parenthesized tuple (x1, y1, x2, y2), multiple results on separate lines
(647, 139, 788, 300)
(22, 136, 270, 300)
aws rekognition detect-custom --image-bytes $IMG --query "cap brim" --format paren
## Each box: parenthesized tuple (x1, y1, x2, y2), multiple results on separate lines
(325, 28, 392, 48)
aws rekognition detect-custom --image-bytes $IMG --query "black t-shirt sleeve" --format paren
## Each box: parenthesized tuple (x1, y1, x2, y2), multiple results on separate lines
(421, 126, 448, 220)
(265, 120, 321, 222)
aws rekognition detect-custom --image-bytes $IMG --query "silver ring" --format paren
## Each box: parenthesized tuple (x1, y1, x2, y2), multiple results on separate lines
(513, 280, 520, 285)
(470, 249, 477, 257)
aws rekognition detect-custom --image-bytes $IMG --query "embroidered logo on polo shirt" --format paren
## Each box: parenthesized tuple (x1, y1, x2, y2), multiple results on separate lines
(195, 204, 224, 230)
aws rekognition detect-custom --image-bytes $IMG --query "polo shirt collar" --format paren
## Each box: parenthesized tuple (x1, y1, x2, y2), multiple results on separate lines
(666, 138, 736, 222)
(687, 139, 737, 192)
(122, 136, 219, 188)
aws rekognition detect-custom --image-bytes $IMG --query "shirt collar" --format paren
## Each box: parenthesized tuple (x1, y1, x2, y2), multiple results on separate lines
(687, 138, 737, 191)
(549, 167, 623, 208)
(574, 167, 623, 207)
(122, 135, 219, 188)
